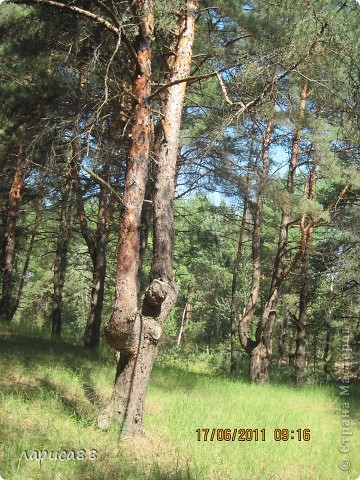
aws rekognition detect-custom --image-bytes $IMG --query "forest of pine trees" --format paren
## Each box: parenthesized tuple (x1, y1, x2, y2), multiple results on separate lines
(0, 0, 359, 435)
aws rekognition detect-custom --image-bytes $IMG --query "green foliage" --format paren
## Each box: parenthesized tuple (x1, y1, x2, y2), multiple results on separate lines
(154, 0, 185, 35)
(164, 195, 250, 347)
(0, 0, 358, 386)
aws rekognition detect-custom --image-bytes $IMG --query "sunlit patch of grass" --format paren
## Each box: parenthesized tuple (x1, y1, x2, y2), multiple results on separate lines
(145, 366, 360, 480)
(0, 324, 359, 480)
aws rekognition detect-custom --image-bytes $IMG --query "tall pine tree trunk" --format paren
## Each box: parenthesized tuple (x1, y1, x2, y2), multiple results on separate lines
(99, 0, 156, 434)
(10, 204, 42, 321)
(0, 140, 29, 321)
(238, 108, 274, 381)
(84, 182, 110, 348)
(52, 187, 71, 335)
(250, 84, 307, 381)
(84, 247, 107, 348)
(239, 83, 309, 382)
(230, 198, 248, 378)
(294, 237, 311, 384)
(52, 152, 78, 334)
(100, 0, 197, 435)
(295, 162, 316, 384)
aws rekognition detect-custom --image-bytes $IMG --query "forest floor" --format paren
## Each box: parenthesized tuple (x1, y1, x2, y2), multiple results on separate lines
(0, 325, 359, 480)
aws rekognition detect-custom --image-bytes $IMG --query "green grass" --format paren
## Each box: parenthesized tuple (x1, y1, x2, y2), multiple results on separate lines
(0, 324, 359, 480)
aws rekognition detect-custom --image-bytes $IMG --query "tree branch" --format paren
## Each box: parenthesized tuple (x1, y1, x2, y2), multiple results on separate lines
(82, 165, 123, 206)
(10, 0, 141, 69)
(149, 64, 245, 101)
(274, 183, 352, 289)
(11, 0, 119, 33)
(216, 72, 245, 107)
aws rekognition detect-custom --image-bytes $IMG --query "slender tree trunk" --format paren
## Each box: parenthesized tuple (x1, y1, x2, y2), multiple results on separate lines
(230, 198, 248, 378)
(295, 162, 316, 384)
(80, 102, 127, 348)
(62, 64, 112, 348)
(100, 0, 197, 436)
(239, 83, 308, 382)
(52, 189, 71, 335)
(277, 315, 289, 366)
(294, 237, 311, 384)
(323, 272, 334, 377)
(270, 82, 307, 292)
(10, 205, 42, 321)
(177, 286, 195, 346)
(84, 182, 110, 348)
(313, 333, 318, 379)
(177, 304, 187, 347)
(52, 152, 78, 334)
(238, 109, 274, 379)
(84, 247, 107, 348)
(138, 122, 161, 276)
(0, 140, 29, 321)
(323, 325, 331, 377)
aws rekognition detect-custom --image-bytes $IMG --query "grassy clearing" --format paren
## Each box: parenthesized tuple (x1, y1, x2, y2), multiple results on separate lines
(0, 325, 359, 480)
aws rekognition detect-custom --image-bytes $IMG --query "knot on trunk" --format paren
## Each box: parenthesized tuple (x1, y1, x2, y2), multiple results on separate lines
(105, 313, 141, 354)
(144, 317, 162, 343)
(145, 279, 168, 307)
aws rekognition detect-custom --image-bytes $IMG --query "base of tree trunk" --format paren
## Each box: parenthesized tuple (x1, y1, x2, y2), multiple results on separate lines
(84, 313, 101, 349)
(295, 326, 306, 384)
(0, 299, 12, 322)
(52, 309, 61, 335)
(249, 343, 271, 382)
(98, 315, 162, 435)
(98, 354, 146, 435)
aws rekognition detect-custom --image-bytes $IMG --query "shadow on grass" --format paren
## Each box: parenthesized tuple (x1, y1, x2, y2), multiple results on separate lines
(0, 330, 204, 479)
(72, 458, 201, 480)
(0, 329, 109, 423)
(2, 327, 359, 422)
(0, 415, 200, 480)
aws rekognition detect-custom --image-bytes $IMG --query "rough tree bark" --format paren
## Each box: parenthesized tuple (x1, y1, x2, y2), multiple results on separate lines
(99, 0, 197, 436)
(0, 138, 29, 321)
